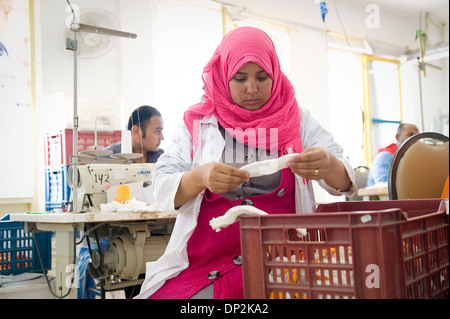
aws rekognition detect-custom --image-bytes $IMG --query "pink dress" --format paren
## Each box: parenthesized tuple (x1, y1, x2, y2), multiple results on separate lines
(149, 168, 295, 299)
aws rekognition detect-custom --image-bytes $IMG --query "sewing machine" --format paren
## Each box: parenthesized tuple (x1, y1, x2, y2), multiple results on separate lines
(85, 221, 172, 292)
(68, 163, 155, 213)
(64, 163, 175, 294)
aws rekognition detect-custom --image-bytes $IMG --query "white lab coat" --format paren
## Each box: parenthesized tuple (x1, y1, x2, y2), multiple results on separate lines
(136, 107, 356, 299)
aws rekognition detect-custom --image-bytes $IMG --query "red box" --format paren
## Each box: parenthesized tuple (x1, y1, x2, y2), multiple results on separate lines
(44, 129, 121, 167)
(240, 198, 449, 299)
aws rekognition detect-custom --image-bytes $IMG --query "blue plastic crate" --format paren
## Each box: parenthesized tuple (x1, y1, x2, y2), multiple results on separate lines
(45, 165, 71, 211)
(0, 214, 52, 275)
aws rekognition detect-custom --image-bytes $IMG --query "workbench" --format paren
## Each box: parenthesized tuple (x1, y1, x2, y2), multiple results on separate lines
(10, 211, 176, 299)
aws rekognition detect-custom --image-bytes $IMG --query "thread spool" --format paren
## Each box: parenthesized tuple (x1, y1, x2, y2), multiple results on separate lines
(115, 185, 131, 203)
(121, 130, 132, 153)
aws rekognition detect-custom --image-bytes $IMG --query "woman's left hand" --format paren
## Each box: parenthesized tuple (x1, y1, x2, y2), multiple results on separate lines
(286, 147, 352, 191)
(285, 147, 331, 180)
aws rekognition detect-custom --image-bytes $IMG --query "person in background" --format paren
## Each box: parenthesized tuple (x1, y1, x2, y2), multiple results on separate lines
(105, 105, 165, 163)
(136, 26, 356, 299)
(366, 123, 420, 187)
(78, 105, 165, 299)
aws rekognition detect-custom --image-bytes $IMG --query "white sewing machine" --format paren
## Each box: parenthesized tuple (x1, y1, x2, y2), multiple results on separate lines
(85, 220, 172, 290)
(65, 163, 175, 293)
(68, 163, 155, 213)
(11, 161, 175, 298)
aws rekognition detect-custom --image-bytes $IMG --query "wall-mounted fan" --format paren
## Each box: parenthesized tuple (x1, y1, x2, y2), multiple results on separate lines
(60, 8, 121, 59)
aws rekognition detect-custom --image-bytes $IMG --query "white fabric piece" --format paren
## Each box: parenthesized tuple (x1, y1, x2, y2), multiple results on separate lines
(296, 228, 307, 238)
(100, 199, 162, 213)
(240, 153, 298, 177)
(209, 205, 269, 232)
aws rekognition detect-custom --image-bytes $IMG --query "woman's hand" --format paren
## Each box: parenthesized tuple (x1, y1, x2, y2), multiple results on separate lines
(197, 162, 250, 193)
(285, 148, 330, 180)
(174, 162, 249, 208)
(286, 148, 352, 191)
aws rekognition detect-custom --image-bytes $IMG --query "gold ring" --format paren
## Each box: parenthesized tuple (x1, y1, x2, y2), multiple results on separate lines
(314, 169, 319, 176)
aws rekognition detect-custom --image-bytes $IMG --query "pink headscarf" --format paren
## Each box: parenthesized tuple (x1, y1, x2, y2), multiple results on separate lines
(184, 26, 303, 158)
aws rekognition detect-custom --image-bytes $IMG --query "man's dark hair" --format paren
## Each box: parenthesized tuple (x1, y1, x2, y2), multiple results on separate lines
(127, 105, 161, 137)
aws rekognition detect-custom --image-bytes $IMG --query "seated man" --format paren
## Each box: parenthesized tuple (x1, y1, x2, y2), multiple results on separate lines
(105, 105, 165, 163)
(366, 123, 419, 187)
(79, 105, 165, 299)
(107, 105, 165, 298)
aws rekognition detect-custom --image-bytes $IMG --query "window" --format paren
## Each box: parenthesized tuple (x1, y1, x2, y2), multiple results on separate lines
(327, 49, 403, 168)
(327, 49, 365, 168)
(362, 56, 403, 165)
(152, 0, 223, 143)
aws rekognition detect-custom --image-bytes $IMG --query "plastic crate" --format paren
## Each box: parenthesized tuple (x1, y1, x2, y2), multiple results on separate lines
(44, 129, 121, 167)
(0, 214, 52, 275)
(240, 198, 449, 299)
(45, 202, 65, 213)
(44, 165, 71, 211)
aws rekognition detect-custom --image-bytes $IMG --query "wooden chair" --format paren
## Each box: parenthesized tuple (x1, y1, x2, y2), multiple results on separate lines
(388, 132, 449, 200)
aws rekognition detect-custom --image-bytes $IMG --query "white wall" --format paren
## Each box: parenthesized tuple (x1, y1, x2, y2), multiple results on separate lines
(151, 0, 222, 143)
(0, 0, 34, 202)
(401, 57, 449, 133)
(289, 28, 331, 129)
(118, 0, 156, 125)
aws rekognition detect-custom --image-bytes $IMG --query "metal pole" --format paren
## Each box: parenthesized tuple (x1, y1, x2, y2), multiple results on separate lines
(417, 58, 425, 131)
(72, 28, 79, 213)
(66, 22, 136, 213)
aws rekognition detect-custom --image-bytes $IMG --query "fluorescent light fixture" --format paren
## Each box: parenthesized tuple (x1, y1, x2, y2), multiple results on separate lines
(404, 42, 449, 62)
(70, 23, 137, 39)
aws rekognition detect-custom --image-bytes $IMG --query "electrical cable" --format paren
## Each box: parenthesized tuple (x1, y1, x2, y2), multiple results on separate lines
(76, 222, 107, 245)
(32, 224, 77, 299)
(330, 0, 367, 72)
(332, 0, 352, 50)
(66, 0, 77, 24)
(319, 1, 329, 67)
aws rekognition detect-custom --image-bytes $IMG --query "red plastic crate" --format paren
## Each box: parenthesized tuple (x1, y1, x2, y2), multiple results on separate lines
(240, 198, 449, 299)
(44, 129, 121, 167)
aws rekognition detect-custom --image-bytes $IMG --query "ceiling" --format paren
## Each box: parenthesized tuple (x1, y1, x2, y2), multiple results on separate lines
(216, 0, 449, 29)
(354, 0, 449, 22)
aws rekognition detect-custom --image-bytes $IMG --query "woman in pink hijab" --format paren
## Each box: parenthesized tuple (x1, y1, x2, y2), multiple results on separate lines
(137, 26, 355, 299)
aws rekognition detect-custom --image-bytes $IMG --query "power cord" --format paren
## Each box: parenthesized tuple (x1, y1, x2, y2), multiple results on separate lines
(32, 224, 78, 299)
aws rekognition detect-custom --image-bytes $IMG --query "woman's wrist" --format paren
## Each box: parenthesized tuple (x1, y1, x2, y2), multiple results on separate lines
(174, 166, 205, 208)
(323, 156, 352, 191)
